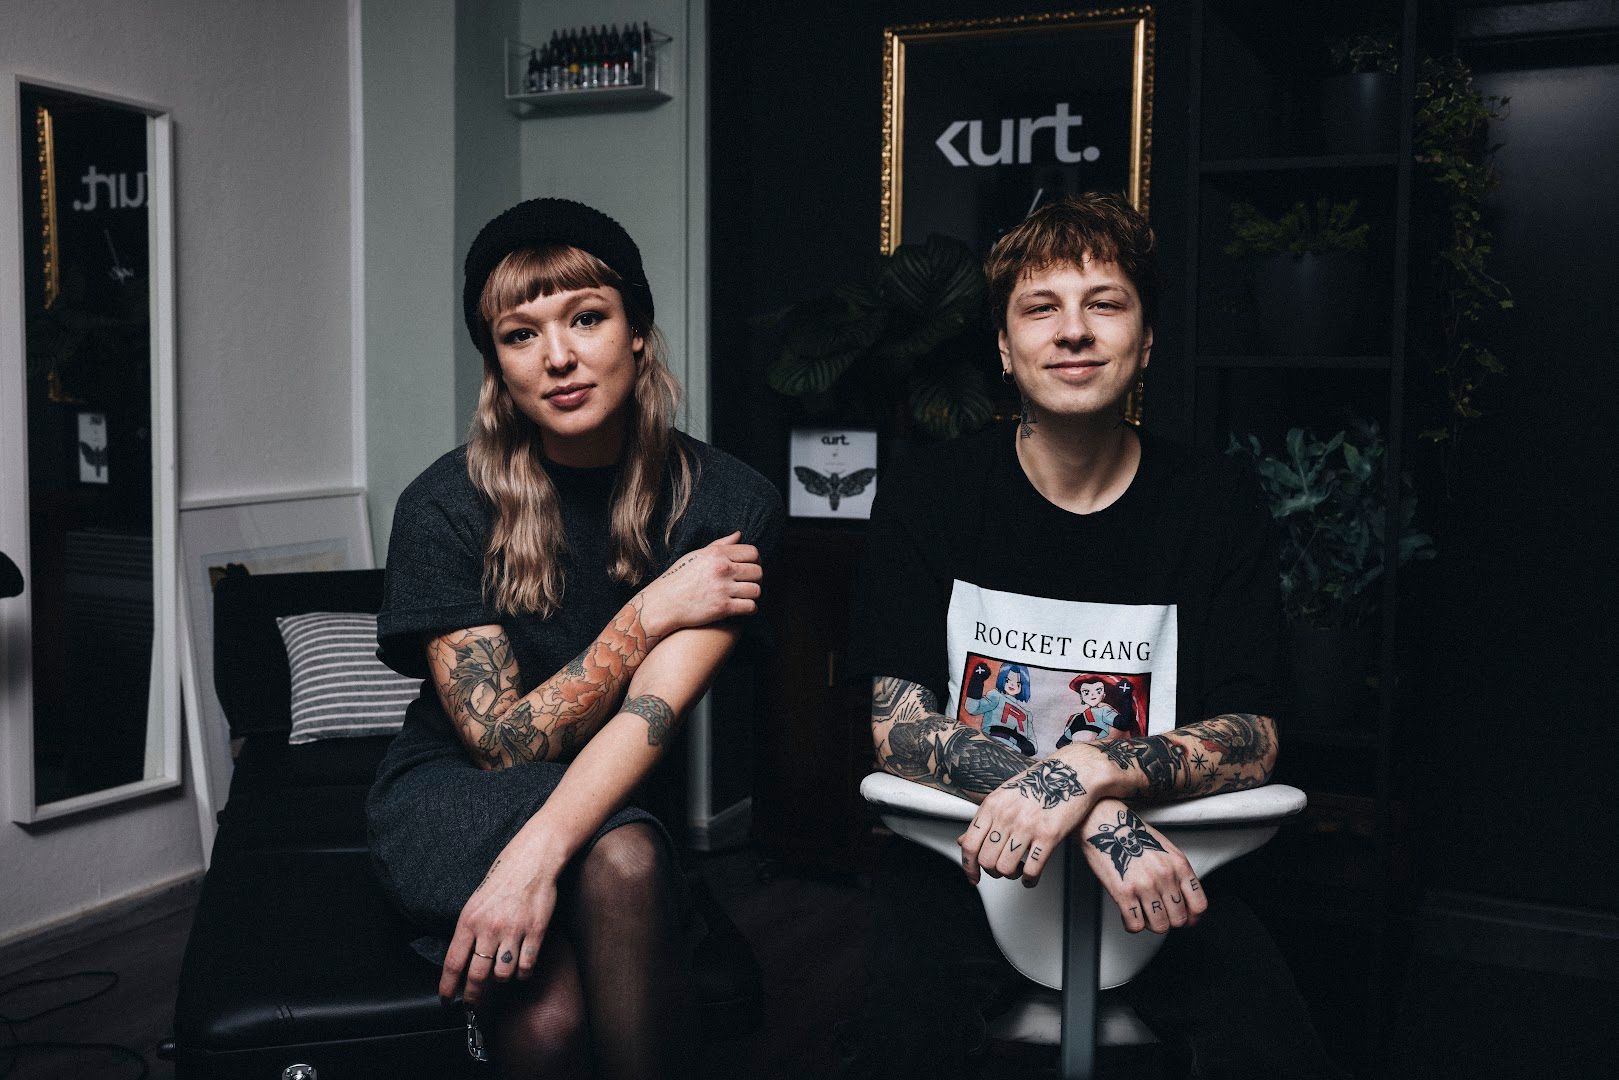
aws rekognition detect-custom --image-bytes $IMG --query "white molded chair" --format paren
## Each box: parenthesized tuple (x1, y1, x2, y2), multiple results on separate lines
(860, 773, 1306, 1078)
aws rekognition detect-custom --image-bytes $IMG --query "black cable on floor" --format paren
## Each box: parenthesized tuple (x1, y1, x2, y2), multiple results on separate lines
(0, 970, 148, 1079)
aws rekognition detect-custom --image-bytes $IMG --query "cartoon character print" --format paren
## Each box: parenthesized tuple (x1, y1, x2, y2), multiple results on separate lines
(1055, 672, 1146, 749)
(964, 660, 1037, 757)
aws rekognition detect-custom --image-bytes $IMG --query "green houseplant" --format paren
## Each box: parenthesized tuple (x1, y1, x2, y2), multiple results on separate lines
(1228, 423, 1435, 723)
(1224, 198, 1372, 356)
(764, 233, 996, 440)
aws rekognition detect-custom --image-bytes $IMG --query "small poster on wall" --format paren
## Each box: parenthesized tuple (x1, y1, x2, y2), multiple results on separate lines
(789, 428, 879, 519)
(77, 412, 109, 483)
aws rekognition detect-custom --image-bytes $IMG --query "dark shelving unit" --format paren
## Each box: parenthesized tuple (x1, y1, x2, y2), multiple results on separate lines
(1183, 0, 1421, 1071)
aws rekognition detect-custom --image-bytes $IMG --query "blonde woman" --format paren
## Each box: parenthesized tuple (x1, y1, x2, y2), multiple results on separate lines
(367, 199, 782, 1080)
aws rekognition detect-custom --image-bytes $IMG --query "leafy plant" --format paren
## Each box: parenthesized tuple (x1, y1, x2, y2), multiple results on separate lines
(1413, 55, 1512, 457)
(1327, 33, 1398, 75)
(764, 233, 995, 440)
(1227, 423, 1434, 629)
(1223, 198, 1371, 259)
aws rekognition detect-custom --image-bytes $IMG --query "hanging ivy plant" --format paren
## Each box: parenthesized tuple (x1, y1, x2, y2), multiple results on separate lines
(1413, 55, 1513, 455)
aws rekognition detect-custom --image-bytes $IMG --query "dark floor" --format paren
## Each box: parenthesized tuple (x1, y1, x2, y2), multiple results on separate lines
(2, 846, 1617, 1079)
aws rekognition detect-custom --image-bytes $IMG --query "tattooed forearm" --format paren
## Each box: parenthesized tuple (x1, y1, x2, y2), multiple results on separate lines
(1003, 759, 1087, 809)
(621, 694, 676, 747)
(871, 677, 1029, 800)
(1085, 713, 1276, 800)
(429, 596, 658, 770)
(1086, 807, 1167, 878)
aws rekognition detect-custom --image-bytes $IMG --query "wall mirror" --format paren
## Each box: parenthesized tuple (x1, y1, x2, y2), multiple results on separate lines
(1, 77, 179, 823)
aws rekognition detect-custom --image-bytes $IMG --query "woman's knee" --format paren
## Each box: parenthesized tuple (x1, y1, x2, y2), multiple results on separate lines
(579, 823, 667, 897)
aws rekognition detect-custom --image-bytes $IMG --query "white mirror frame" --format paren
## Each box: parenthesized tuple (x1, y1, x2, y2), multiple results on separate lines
(0, 74, 181, 823)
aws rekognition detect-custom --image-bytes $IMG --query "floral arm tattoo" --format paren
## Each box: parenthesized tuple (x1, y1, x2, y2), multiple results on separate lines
(429, 596, 657, 770)
(871, 676, 1030, 801)
(1088, 713, 1277, 799)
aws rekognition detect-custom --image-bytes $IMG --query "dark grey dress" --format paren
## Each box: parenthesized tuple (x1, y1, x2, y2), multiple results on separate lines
(366, 436, 782, 960)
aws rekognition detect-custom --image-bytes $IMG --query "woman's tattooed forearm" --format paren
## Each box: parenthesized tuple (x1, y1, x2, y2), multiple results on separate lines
(1085, 807, 1166, 878)
(1003, 759, 1086, 808)
(1087, 713, 1275, 798)
(621, 694, 676, 746)
(871, 677, 1028, 797)
(430, 597, 656, 769)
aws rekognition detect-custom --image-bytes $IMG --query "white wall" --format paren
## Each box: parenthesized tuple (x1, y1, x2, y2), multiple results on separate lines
(361, 0, 460, 560)
(362, 0, 523, 561)
(0, 0, 354, 943)
(518, 0, 710, 436)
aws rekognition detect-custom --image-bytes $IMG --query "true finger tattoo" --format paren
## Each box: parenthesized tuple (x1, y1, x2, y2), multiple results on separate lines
(1171, 891, 1184, 904)
(1188, 877, 1202, 892)
(1150, 900, 1163, 913)
(1085, 807, 1167, 878)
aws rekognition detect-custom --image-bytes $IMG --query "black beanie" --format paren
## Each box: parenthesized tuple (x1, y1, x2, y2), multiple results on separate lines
(462, 197, 653, 350)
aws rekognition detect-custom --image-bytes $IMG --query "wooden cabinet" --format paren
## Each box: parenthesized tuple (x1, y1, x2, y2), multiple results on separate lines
(750, 523, 878, 874)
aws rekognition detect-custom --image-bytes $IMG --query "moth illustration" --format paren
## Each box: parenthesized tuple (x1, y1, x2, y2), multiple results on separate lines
(793, 467, 877, 510)
(1086, 808, 1166, 877)
(79, 441, 109, 479)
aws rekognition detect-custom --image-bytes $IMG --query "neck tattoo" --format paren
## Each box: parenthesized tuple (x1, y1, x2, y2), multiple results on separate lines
(1019, 395, 1038, 439)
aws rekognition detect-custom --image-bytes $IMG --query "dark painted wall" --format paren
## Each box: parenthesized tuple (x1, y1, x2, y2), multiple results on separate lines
(1406, 35, 1619, 914)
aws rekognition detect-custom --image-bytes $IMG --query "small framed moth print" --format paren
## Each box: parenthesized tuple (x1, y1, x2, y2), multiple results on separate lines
(789, 428, 879, 520)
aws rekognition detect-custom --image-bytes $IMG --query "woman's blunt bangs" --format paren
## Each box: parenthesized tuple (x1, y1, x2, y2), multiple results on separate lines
(477, 244, 628, 349)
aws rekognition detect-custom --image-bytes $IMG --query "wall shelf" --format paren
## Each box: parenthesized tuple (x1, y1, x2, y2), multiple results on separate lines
(504, 31, 673, 119)
(1194, 353, 1393, 369)
(1201, 153, 1400, 173)
(505, 85, 671, 118)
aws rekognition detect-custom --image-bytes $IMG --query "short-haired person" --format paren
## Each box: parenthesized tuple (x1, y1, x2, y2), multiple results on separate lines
(847, 193, 1341, 1078)
(367, 199, 783, 1080)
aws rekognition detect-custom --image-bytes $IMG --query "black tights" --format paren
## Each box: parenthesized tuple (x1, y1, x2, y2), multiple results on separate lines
(491, 822, 693, 1080)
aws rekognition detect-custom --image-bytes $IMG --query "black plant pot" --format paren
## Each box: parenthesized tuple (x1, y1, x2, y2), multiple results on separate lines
(1288, 623, 1371, 729)
(1321, 72, 1400, 155)
(1251, 252, 1369, 356)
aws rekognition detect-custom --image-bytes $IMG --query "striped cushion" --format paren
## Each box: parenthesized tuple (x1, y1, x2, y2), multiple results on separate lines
(276, 612, 420, 744)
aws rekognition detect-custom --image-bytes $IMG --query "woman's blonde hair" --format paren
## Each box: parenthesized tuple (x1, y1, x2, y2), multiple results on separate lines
(466, 244, 695, 617)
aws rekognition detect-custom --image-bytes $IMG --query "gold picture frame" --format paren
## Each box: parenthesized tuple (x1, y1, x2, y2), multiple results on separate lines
(34, 104, 60, 308)
(881, 7, 1155, 254)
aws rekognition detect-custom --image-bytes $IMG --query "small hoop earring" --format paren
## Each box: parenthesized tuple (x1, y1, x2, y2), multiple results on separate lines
(1001, 369, 1014, 385)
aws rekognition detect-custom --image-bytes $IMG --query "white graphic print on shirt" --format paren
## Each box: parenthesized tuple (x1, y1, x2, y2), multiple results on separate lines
(945, 581, 1178, 758)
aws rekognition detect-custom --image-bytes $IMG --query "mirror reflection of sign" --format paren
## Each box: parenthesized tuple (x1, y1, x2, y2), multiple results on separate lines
(789, 428, 879, 519)
(935, 103, 1100, 167)
(71, 165, 147, 211)
(78, 412, 109, 484)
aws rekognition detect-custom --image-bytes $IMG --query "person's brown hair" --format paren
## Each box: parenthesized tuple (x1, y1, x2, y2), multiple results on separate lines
(983, 192, 1158, 332)
(466, 244, 695, 617)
